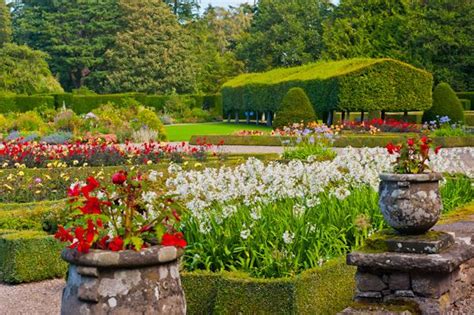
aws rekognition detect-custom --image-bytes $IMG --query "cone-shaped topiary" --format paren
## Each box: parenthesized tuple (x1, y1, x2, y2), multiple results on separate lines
(423, 82, 464, 123)
(273, 88, 317, 129)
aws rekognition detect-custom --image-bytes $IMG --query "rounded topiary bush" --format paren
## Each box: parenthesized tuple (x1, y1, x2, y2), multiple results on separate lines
(273, 88, 317, 129)
(423, 82, 465, 123)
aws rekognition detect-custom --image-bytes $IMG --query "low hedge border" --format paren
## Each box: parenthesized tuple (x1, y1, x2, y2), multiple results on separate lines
(465, 111, 474, 126)
(182, 257, 356, 315)
(190, 135, 474, 147)
(0, 230, 67, 284)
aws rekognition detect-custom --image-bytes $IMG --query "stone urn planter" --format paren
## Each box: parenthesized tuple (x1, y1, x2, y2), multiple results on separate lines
(378, 173, 443, 235)
(61, 245, 186, 315)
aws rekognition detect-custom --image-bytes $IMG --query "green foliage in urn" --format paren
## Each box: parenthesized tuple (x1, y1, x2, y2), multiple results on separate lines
(105, 0, 197, 94)
(423, 83, 465, 123)
(273, 88, 317, 129)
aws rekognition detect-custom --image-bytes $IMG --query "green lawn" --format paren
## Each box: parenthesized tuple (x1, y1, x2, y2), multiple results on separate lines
(164, 122, 272, 142)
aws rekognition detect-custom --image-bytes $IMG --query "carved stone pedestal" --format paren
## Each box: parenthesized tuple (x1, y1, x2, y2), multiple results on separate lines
(60, 246, 186, 315)
(341, 230, 474, 315)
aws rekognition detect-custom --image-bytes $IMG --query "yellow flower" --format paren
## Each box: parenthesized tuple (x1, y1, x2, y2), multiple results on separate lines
(83, 163, 88, 167)
(147, 160, 153, 165)
(18, 171, 25, 176)
(35, 190, 41, 194)
(47, 163, 53, 168)
(2, 162, 8, 168)
(194, 163, 202, 168)
(73, 160, 79, 166)
(45, 175, 52, 180)
(184, 161, 189, 166)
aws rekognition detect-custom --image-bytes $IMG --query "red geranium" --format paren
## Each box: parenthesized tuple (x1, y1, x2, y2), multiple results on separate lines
(386, 135, 439, 174)
(55, 170, 185, 254)
(112, 171, 127, 185)
(161, 232, 187, 248)
(108, 236, 124, 251)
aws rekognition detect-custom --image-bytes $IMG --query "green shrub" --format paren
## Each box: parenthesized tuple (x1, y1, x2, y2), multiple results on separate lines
(222, 58, 433, 116)
(71, 94, 142, 114)
(465, 111, 474, 126)
(423, 83, 465, 123)
(0, 230, 67, 283)
(274, 88, 317, 129)
(12, 111, 48, 133)
(133, 107, 167, 140)
(185, 107, 213, 123)
(0, 113, 9, 132)
(53, 109, 82, 133)
(0, 217, 42, 231)
(460, 99, 471, 110)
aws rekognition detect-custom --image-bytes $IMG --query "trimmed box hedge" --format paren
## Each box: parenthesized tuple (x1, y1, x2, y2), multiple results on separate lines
(0, 230, 67, 284)
(190, 134, 474, 148)
(222, 58, 433, 116)
(457, 92, 474, 108)
(465, 111, 474, 126)
(0, 95, 55, 113)
(182, 258, 355, 315)
(460, 99, 471, 111)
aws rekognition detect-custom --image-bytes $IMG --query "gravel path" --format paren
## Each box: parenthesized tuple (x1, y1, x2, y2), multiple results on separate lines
(0, 278, 64, 315)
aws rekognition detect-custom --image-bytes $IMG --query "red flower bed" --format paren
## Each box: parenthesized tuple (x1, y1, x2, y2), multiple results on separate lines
(0, 139, 218, 168)
(343, 118, 420, 133)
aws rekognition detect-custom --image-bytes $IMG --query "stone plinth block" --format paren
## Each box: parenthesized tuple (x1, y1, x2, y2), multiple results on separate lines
(347, 242, 474, 273)
(386, 232, 454, 254)
(61, 246, 186, 315)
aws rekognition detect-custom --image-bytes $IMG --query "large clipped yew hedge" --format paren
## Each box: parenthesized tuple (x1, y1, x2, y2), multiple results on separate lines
(221, 58, 433, 116)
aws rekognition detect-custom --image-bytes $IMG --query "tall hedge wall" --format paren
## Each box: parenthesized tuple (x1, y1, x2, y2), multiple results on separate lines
(0, 95, 55, 113)
(0, 93, 222, 114)
(221, 58, 433, 116)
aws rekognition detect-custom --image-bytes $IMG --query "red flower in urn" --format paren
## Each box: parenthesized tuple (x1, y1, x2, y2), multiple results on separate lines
(55, 169, 185, 253)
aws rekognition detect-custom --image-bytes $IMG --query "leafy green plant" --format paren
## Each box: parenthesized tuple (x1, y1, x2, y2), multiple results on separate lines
(423, 82, 464, 123)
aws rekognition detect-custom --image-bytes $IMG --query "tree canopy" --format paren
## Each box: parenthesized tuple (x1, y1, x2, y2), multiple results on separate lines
(0, 0, 11, 46)
(236, 0, 333, 72)
(0, 43, 63, 94)
(105, 0, 196, 94)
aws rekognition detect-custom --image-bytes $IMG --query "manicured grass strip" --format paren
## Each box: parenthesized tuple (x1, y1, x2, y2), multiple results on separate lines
(0, 230, 67, 284)
(164, 122, 272, 142)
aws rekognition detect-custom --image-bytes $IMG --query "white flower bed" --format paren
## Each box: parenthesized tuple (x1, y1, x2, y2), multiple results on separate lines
(166, 148, 473, 219)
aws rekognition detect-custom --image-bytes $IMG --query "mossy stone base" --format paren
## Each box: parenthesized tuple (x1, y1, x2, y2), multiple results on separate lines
(364, 230, 454, 254)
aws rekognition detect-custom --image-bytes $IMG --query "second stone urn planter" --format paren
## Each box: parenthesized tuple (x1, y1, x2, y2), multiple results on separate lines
(61, 245, 186, 315)
(378, 172, 443, 235)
